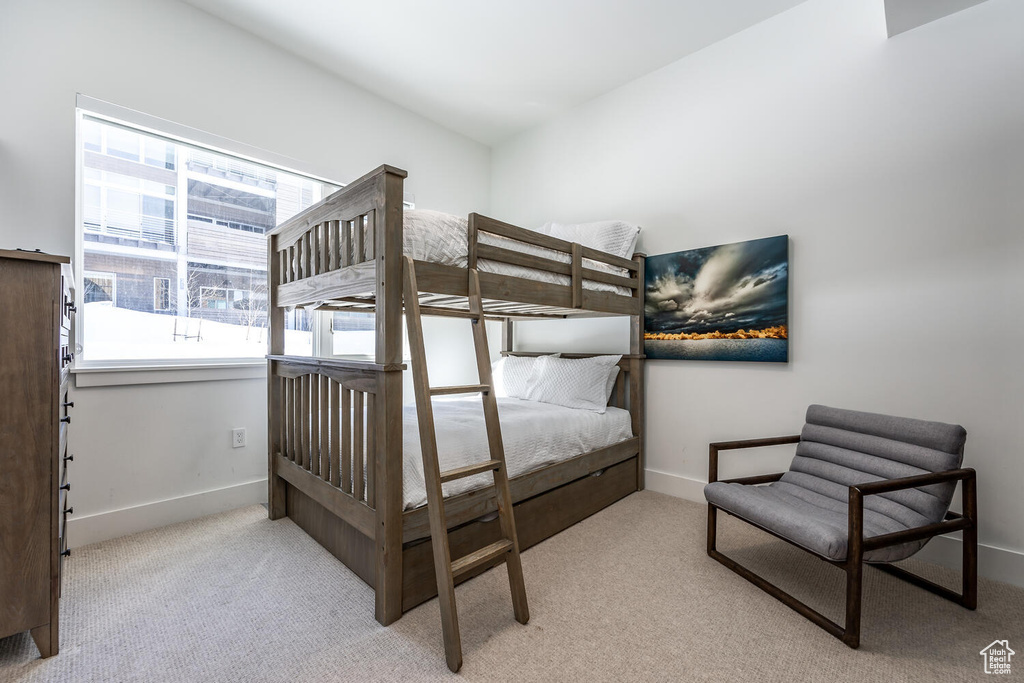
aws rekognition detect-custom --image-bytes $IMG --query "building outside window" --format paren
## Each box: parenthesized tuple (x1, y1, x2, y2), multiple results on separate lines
(77, 110, 339, 364)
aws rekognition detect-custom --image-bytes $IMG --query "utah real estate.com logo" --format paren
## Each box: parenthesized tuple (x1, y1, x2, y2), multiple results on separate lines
(980, 640, 1014, 675)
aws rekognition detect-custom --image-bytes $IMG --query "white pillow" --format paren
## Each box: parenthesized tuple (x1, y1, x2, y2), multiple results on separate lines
(605, 366, 621, 406)
(524, 355, 623, 413)
(538, 221, 641, 260)
(492, 354, 558, 399)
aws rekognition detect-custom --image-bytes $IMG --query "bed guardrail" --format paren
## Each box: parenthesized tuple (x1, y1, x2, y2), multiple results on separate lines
(468, 214, 643, 312)
(269, 165, 407, 308)
(277, 212, 374, 286)
(269, 355, 399, 538)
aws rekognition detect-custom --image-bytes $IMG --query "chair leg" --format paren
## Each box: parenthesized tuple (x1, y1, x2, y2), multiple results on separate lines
(707, 504, 718, 555)
(843, 487, 864, 648)
(962, 473, 978, 610)
(843, 560, 863, 648)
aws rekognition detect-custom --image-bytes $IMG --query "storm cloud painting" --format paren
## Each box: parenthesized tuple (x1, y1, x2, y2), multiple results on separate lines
(644, 235, 789, 362)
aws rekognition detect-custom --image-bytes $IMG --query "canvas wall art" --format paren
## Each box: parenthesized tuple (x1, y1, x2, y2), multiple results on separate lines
(644, 235, 789, 362)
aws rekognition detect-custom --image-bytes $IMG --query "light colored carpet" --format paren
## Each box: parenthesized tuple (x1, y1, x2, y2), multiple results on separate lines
(1, 492, 1020, 682)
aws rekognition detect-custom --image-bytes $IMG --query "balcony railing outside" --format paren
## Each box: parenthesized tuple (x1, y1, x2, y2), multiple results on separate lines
(84, 205, 176, 245)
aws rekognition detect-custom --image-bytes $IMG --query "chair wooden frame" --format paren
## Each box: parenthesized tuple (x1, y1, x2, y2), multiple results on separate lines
(706, 436, 978, 648)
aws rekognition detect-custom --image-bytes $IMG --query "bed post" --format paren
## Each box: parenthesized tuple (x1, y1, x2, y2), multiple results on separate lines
(374, 166, 408, 625)
(502, 319, 514, 353)
(630, 253, 646, 491)
(267, 233, 287, 519)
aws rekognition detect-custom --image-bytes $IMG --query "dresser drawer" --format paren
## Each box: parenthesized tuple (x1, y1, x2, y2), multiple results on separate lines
(59, 504, 71, 597)
(59, 420, 69, 460)
(59, 386, 73, 442)
(59, 342, 74, 383)
(58, 478, 70, 517)
(61, 445, 71, 490)
(60, 385, 73, 421)
(60, 274, 75, 332)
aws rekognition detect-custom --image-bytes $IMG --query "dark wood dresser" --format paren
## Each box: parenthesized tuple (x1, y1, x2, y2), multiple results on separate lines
(0, 249, 75, 657)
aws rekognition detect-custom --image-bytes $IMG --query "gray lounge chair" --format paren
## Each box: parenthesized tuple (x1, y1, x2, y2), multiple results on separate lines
(704, 404, 977, 648)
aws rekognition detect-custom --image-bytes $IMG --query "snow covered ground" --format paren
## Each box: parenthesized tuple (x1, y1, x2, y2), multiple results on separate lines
(81, 302, 312, 361)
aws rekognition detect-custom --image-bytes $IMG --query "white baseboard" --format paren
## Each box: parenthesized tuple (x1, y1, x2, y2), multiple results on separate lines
(68, 478, 268, 549)
(645, 468, 707, 503)
(644, 468, 1024, 590)
(915, 536, 1024, 589)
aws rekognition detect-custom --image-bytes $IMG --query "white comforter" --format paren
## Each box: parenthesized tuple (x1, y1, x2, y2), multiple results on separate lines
(402, 210, 633, 295)
(402, 396, 633, 509)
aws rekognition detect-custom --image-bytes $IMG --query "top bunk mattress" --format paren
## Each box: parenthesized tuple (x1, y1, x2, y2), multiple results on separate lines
(403, 210, 640, 296)
(402, 396, 634, 510)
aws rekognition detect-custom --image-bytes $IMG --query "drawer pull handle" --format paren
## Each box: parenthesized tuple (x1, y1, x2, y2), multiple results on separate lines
(65, 507, 74, 516)
(63, 353, 74, 364)
(63, 401, 75, 408)
(66, 302, 77, 314)
(59, 483, 71, 492)
(61, 549, 70, 558)
(60, 416, 71, 424)
(64, 454, 74, 462)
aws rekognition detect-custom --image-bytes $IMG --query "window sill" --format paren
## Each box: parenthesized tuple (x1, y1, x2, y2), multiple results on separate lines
(73, 361, 267, 387)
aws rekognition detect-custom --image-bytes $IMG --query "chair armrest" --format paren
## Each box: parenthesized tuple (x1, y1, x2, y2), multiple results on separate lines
(847, 468, 977, 557)
(851, 468, 975, 496)
(708, 435, 801, 484)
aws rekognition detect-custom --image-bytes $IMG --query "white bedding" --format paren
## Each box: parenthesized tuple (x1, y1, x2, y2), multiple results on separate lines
(402, 396, 634, 510)
(402, 210, 635, 295)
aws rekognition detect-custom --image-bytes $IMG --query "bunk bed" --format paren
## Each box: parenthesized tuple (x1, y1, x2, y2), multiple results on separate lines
(265, 164, 645, 626)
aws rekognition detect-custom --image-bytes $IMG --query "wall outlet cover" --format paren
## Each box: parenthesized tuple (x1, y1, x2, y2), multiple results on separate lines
(232, 428, 246, 448)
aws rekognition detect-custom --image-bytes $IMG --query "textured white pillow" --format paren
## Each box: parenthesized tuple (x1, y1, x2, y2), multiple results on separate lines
(525, 355, 623, 413)
(492, 354, 558, 398)
(539, 221, 641, 260)
(605, 366, 621, 406)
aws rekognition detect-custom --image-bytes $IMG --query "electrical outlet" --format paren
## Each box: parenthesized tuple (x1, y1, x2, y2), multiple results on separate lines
(232, 428, 246, 448)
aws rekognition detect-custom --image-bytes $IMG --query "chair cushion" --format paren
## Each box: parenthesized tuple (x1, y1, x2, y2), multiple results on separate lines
(705, 405, 967, 563)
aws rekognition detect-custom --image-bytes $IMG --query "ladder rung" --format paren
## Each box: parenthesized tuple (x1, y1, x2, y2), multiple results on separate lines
(440, 459, 502, 484)
(430, 384, 489, 396)
(451, 539, 513, 579)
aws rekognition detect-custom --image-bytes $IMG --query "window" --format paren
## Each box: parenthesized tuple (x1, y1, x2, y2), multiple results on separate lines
(106, 125, 140, 161)
(329, 311, 411, 360)
(77, 105, 339, 365)
(153, 278, 170, 311)
(84, 271, 116, 305)
(330, 311, 378, 358)
(200, 286, 231, 310)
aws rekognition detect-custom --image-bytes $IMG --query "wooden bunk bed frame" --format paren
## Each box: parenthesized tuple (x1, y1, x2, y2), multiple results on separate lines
(266, 164, 645, 626)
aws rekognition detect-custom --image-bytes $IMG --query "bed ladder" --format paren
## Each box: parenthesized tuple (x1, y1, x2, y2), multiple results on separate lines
(402, 256, 530, 673)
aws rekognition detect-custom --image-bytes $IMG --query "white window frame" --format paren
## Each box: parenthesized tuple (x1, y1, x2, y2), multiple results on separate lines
(74, 95, 342, 386)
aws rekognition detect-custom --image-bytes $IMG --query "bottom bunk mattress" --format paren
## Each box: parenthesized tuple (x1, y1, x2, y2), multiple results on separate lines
(402, 396, 633, 510)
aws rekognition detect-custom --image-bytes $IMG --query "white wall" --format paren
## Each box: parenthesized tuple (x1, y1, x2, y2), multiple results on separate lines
(493, 0, 1024, 580)
(0, 0, 491, 545)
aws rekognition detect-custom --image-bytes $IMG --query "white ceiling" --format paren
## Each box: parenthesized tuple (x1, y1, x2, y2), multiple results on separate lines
(184, 0, 807, 145)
